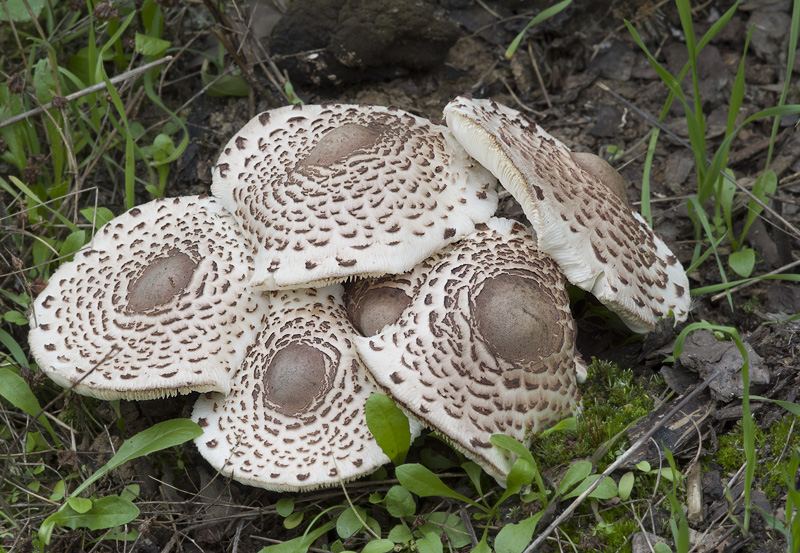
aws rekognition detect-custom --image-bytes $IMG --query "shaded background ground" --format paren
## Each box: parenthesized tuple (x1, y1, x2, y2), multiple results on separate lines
(2, 0, 800, 551)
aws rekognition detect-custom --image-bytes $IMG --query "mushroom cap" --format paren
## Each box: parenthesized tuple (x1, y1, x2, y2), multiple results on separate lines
(353, 218, 585, 484)
(343, 274, 415, 337)
(28, 196, 269, 400)
(443, 96, 690, 333)
(192, 285, 413, 491)
(211, 103, 498, 290)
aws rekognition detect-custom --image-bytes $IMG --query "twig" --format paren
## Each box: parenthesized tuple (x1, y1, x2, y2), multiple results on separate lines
(0, 57, 173, 129)
(523, 369, 720, 553)
(527, 41, 551, 109)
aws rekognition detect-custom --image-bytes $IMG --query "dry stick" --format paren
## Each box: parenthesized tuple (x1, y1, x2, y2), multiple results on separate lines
(523, 369, 720, 553)
(0, 57, 173, 129)
(527, 41, 552, 109)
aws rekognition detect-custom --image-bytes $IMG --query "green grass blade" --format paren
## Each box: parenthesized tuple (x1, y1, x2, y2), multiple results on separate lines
(505, 0, 572, 59)
(639, 128, 659, 226)
(0, 367, 58, 443)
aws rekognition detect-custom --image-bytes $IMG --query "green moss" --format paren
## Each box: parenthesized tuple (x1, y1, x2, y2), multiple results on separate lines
(533, 359, 661, 468)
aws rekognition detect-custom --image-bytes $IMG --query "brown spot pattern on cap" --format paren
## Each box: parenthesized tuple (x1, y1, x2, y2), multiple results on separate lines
(27, 196, 270, 401)
(210, 103, 498, 290)
(191, 285, 404, 492)
(353, 219, 583, 484)
(444, 97, 690, 333)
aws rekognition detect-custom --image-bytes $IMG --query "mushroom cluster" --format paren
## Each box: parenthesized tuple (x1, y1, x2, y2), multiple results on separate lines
(28, 96, 690, 490)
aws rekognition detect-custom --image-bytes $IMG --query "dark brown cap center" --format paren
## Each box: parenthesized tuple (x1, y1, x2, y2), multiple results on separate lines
(262, 343, 328, 416)
(472, 274, 560, 364)
(346, 285, 411, 336)
(126, 250, 197, 313)
(300, 123, 383, 168)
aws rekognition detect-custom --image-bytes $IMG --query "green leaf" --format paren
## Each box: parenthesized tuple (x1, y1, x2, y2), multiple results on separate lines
(539, 416, 576, 437)
(729, 248, 755, 278)
(66, 497, 92, 514)
(134, 33, 170, 58)
(0, 368, 56, 441)
(365, 393, 411, 464)
(489, 434, 536, 468)
(276, 498, 294, 517)
(473, 538, 492, 553)
(425, 512, 471, 548)
(71, 419, 202, 497)
(80, 207, 115, 230)
(653, 542, 673, 553)
(618, 471, 635, 501)
(495, 513, 544, 553)
(563, 475, 618, 500)
(152, 133, 175, 163)
(0, 0, 45, 21)
(751, 396, 800, 417)
(556, 460, 592, 497)
(258, 519, 336, 553)
(395, 464, 484, 511)
(462, 461, 484, 497)
(505, 0, 572, 58)
(636, 461, 651, 472)
(362, 539, 394, 553)
(336, 506, 366, 539)
(496, 458, 535, 506)
(3, 311, 28, 325)
(385, 485, 415, 518)
(387, 524, 413, 543)
(47, 495, 139, 531)
(283, 511, 303, 530)
(58, 230, 86, 262)
(415, 531, 443, 553)
(201, 60, 250, 98)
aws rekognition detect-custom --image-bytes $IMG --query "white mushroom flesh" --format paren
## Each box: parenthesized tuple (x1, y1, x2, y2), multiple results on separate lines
(211, 103, 498, 290)
(28, 196, 269, 400)
(354, 218, 585, 484)
(444, 96, 690, 333)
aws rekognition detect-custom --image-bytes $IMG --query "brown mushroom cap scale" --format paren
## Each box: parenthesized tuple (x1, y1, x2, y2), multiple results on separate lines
(443, 96, 690, 333)
(353, 218, 585, 484)
(192, 285, 414, 491)
(211, 103, 498, 290)
(28, 196, 269, 400)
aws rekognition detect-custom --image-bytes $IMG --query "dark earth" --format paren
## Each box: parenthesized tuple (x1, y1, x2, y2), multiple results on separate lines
(4, 0, 800, 551)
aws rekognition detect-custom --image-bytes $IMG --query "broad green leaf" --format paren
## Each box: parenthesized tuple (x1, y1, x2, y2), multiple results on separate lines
(58, 230, 86, 262)
(388, 524, 413, 543)
(0, 368, 56, 441)
(385, 485, 415, 518)
(362, 539, 394, 553)
(425, 512, 471, 548)
(415, 531, 443, 553)
(462, 461, 484, 497)
(201, 60, 250, 98)
(473, 538, 492, 553)
(276, 498, 294, 517)
(556, 460, 592, 497)
(48, 495, 139, 531)
(495, 512, 544, 553)
(618, 471, 635, 501)
(336, 506, 365, 539)
(134, 33, 170, 58)
(80, 207, 115, 230)
(497, 458, 535, 506)
(653, 542, 673, 553)
(490, 434, 535, 467)
(636, 461, 651, 472)
(0, 0, 46, 22)
(50, 480, 66, 502)
(563, 474, 618, 500)
(283, 511, 303, 530)
(365, 393, 411, 464)
(395, 464, 484, 511)
(258, 519, 336, 553)
(3, 311, 28, 325)
(72, 419, 202, 497)
(540, 416, 577, 437)
(66, 497, 92, 513)
(729, 248, 755, 278)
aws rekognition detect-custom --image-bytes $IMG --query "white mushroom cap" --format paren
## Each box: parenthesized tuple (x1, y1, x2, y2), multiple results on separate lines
(211, 103, 498, 290)
(28, 196, 269, 400)
(192, 285, 412, 491)
(444, 96, 690, 333)
(353, 218, 585, 484)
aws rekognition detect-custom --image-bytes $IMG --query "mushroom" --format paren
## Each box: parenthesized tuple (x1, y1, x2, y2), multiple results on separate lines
(443, 96, 690, 333)
(353, 218, 585, 484)
(211, 103, 498, 290)
(28, 195, 269, 400)
(343, 274, 414, 337)
(192, 285, 417, 491)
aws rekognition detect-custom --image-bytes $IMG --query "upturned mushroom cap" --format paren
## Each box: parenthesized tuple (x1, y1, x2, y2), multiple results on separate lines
(444, 96, 690, 333)
(353, 218, 585, 484)
(343, 274, 415, 337)
(211, 103, 498, 290)
(192, 285, 412, 491)
(28, 196, 269, 400)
